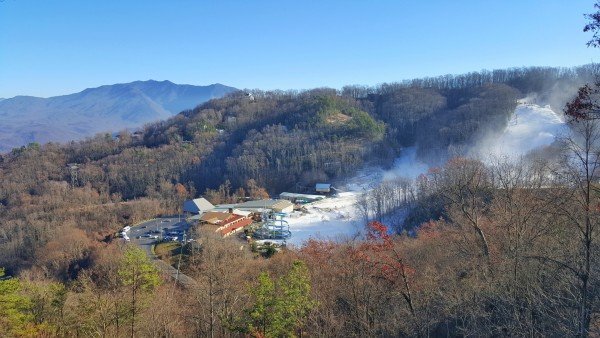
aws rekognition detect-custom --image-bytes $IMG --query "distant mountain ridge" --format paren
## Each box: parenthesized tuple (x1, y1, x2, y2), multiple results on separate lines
(0, 80, 237, 152)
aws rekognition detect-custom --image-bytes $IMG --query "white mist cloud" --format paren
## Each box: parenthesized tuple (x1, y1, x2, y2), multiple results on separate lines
(382, 147, 430, 181)
(341, 147, 429, 192)
(473, 99, 568, 161)
(287, 100, 572, 244)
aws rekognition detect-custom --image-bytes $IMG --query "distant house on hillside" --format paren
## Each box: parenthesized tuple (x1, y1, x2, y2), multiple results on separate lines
(183, 197, 215, 215)
(315, 183, 332, 193)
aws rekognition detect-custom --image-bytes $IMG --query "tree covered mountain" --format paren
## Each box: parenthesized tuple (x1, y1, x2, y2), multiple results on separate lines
(0, 80, 237, 152)
(1, 65, 594, 266)
(0, 65, 599, 336)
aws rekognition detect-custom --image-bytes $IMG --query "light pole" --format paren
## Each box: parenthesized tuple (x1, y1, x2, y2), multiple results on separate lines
(175, 231, 186, 285)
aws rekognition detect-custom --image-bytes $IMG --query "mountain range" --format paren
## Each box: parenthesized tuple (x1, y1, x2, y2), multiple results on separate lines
(0, 80, 237, 152)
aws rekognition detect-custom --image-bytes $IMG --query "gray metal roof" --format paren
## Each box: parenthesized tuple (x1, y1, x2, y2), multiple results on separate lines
(315, 183, 331, 191)
(238, 199, 292, 209)
(183, 197, 215, 213)
(280, 192, 325, 200)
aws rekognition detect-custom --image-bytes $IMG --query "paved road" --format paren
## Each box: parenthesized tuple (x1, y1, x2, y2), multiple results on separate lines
(128, 216, 197, 287)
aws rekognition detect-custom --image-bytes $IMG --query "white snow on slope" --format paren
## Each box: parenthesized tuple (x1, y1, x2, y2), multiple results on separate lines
(286, 192, 362, 246)
(286, 99, 568, 246)
(474, 100, 568, 160)
(286, 148, 428, 246)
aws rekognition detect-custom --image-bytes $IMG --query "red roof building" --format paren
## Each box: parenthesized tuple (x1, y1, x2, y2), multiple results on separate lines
(199, 211, 253, 237)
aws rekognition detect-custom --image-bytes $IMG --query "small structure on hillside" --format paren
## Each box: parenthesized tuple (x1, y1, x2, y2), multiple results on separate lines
(183, 197, 215, 215)
(66, 163, 80, 189)
(315, 183, 332, 193)
(279, 192, 326, 204)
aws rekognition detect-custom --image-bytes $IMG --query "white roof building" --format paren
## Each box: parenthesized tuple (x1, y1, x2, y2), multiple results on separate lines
(213, 199, 294, 214)
(183, 197, 215, 214)
(238, 199, 294, 213)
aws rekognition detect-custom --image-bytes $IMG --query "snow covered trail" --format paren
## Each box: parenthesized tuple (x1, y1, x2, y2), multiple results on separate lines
(286, 148, 428, 246)
(286, 99, 568, 246)
(285, 192, 362, 246)
(474, 100, 568, 160)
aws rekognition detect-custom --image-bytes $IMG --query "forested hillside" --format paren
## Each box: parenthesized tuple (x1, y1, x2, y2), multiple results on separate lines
(1, 65, 599, 336)
(1, 65, 595, 273)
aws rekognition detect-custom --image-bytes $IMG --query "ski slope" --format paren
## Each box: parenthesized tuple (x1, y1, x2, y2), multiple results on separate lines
(286, 99, 567, 246)
(285, 192, 362, 246)
(474, 100, 567, 160)
(286, 148, 428, 246)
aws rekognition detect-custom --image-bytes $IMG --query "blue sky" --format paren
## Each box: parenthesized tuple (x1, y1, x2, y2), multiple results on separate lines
(0, 0, 598, 98)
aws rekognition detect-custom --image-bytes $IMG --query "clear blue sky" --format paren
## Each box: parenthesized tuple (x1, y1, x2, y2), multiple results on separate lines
(1, 0, 598, 98)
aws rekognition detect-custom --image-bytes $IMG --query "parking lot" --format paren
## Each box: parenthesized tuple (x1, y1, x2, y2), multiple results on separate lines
(128, 216, 192, 257)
